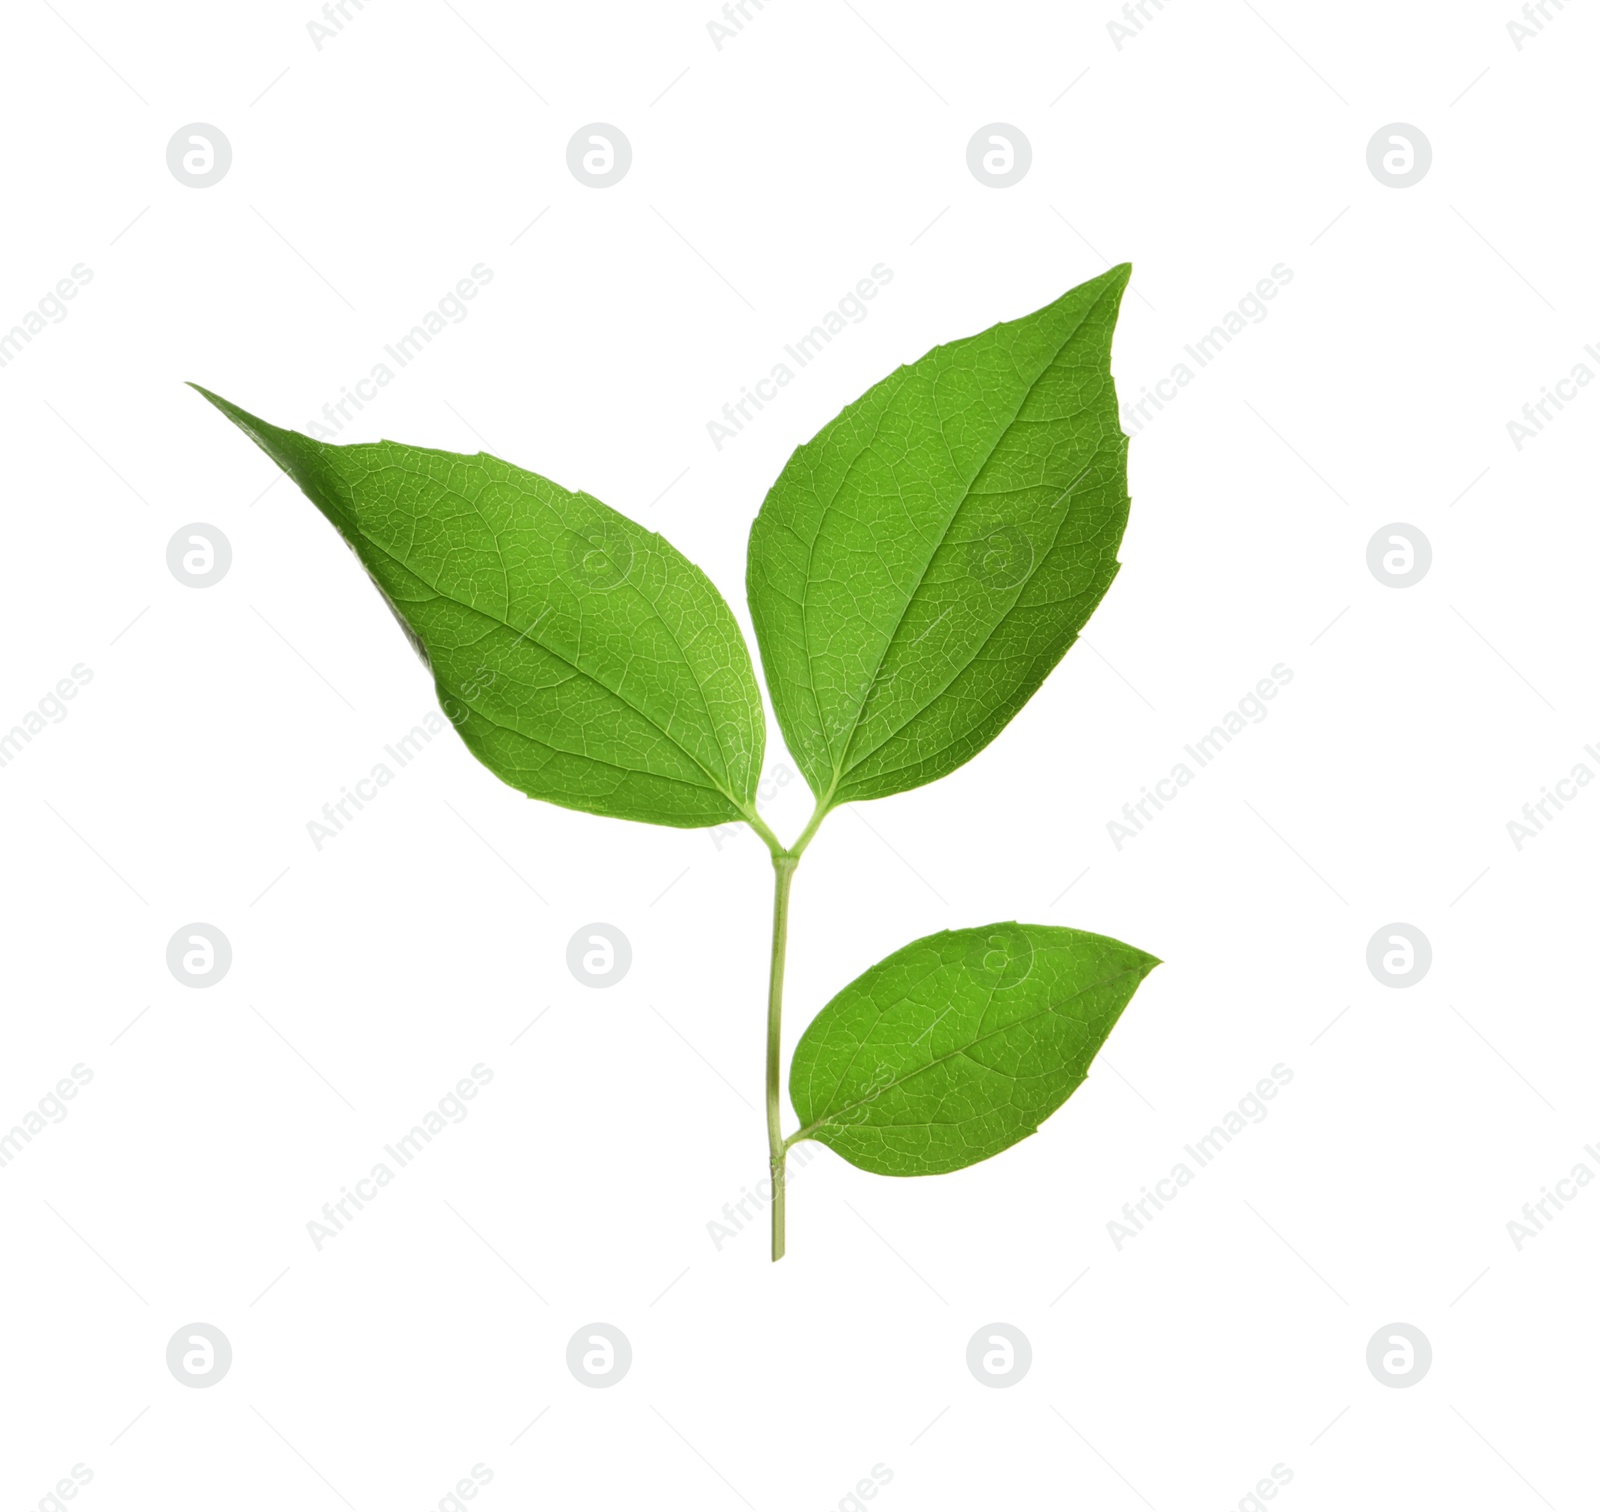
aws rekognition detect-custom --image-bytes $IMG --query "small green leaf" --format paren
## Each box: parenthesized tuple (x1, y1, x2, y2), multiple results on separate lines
(747, 264, 1132, 811)
(789, 922, 1158, 1177)
(194, 387, 766, 829)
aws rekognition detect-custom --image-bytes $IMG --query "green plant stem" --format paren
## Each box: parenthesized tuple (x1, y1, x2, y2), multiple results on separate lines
(765, 850, 799, 1261)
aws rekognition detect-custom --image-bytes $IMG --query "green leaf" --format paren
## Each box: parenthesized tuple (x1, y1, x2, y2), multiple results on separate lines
(746, 264, 1132, 811)
(789, 922, 1158, 1176)
(193, 387, 766, 829)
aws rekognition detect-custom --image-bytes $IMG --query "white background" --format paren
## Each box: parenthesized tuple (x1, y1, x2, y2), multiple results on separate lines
(2, 2, 1596, 1508)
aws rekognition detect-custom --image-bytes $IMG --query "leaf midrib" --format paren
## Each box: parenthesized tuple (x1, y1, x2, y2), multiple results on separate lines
(838, 440, 1123, 781)
(793, 959, 1146, 1142)
(797, 281, 1116, 801)
(354, 525, 752, 812)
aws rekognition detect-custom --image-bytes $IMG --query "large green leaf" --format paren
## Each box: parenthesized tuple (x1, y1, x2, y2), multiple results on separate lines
(747, 265, 1132, 811)
(789, 922, 1157, 1176)
(194, 388, 765, 828)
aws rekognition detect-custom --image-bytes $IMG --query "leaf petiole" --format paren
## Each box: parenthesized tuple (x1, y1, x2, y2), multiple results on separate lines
(741, 789, 835, 1261)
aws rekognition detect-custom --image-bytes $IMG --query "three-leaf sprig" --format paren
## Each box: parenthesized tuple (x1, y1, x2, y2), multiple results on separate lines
(196, 262, 1159, 1261)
